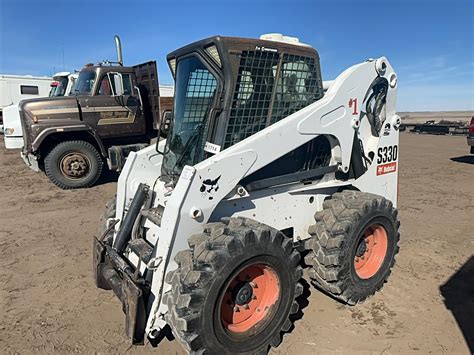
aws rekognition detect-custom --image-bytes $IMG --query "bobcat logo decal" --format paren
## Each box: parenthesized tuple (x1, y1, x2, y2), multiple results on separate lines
(199, 175, 221, 200)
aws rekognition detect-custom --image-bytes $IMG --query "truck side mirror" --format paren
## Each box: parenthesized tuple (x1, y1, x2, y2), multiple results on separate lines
(113, 73, 124, 96)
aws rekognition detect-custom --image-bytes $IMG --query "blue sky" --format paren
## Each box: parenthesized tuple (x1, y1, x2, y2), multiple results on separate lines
(0, 0, 472, 111)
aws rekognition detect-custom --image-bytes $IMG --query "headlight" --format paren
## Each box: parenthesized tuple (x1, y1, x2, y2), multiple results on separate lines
(168, 58, 176, 76)
(205, 45, 221, 67)
(4, 127, 14, 135)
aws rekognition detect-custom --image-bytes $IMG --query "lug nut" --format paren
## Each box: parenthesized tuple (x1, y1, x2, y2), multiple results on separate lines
(243, 304, 250, 310)
(233, 306, 240, 312)
(249, 282, 258, 288)
(251, 295, 257, 300)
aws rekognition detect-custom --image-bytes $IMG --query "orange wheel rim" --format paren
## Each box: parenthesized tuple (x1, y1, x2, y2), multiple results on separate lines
(220, 264, 280, 334)
(354, 224, 388, 279)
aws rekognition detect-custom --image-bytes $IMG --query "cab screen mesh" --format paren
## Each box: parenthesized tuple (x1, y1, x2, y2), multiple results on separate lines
(225, 51, 322, 148)
(225, 51, 279, 148)
(270, 54, 322, 124)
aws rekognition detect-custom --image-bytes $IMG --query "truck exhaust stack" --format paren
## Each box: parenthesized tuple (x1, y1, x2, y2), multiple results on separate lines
(114, 35, 123, 66)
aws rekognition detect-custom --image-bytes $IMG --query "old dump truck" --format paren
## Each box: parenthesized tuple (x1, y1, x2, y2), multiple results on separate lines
(17, 36, 172, 189)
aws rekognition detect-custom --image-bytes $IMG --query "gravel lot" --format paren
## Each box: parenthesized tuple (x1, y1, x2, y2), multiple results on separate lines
(0, 133, 472, 354)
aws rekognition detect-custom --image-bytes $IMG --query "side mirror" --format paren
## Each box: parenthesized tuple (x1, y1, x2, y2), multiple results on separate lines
(112, 73, 124, 96)
(162, 111, 172, 135)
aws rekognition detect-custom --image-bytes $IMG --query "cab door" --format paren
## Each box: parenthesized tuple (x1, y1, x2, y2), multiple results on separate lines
(78, 72, 145, 138)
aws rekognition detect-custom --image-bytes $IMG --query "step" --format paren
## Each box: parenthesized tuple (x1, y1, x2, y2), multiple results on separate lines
(141, 205, 164, 226)
(128, 238, 153, 264)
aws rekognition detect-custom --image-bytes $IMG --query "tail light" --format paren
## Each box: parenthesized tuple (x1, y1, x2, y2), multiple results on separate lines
(469, 117, 474, 134)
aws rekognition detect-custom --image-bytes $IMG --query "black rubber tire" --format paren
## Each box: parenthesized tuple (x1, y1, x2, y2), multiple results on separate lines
(44, 140, 103, 189)
(99, 197, 116, 241)
(163, 217, 304, 354)
(305, 190, 400, 305)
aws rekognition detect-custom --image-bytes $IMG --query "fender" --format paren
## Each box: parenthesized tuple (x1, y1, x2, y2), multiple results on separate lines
(32, 125, 107, 157)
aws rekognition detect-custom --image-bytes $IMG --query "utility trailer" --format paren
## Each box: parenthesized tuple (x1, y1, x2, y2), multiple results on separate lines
(400, 120, 470, 136)
(13, 36, 173, 189)
(93, 34, 401, 354)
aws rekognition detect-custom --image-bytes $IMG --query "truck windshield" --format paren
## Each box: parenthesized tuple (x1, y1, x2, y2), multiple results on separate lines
(49, 76, 69, 97)
(73, 70, 96, 95)
(162, 56, 217, 178)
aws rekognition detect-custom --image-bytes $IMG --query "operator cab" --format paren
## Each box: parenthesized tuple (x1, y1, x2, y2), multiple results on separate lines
(162, 34, 326, 182)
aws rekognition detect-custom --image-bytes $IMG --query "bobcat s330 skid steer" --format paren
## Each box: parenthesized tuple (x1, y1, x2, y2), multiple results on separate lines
(93, 33, 400, 354)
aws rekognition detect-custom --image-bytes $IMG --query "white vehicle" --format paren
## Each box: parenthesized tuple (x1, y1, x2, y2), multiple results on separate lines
(93, 34, 400, 353)
(159, 84, 174, 98)
(0, 74, 52, 131)
(3, 72, 79, 149)
(48, 71, 79, 97)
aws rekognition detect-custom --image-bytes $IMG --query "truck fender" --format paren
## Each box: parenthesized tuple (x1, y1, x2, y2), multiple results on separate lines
(32, 125, 107, 157)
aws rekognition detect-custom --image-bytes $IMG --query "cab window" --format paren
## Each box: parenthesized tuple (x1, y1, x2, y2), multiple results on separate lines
(122, 74, 132, 95)
(98, 73, 132, 96)
(98, 75, 113, 95)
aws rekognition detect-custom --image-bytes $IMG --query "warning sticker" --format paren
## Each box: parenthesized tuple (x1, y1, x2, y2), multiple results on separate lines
(376, 162, 397, 176)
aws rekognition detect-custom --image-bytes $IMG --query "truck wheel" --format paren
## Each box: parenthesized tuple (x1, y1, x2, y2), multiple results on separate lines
(44, 140, 103, 189)
(305, 190, 400, 305)
(163, 217, 304, 354)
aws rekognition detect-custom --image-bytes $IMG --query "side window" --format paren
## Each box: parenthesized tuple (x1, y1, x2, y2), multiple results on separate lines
(98, 75, 112, 95)
(270, 54, 322, 124)
(20, 85, 39, 95)
(225, 50, 280, 148)
(98, 73, 132, 96)
(122, 73, 132, 95)
(225, 51, 323, 149)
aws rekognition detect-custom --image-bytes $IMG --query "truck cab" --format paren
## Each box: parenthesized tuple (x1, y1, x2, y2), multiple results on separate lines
(16, 36, 169, 189)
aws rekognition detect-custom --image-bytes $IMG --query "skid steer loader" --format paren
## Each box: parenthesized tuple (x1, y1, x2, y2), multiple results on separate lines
(93, 34, 400, 354)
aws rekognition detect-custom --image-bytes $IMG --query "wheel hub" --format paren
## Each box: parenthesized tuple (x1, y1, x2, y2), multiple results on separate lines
(220, 263, 280, 334)
(354, 224, 388, 279)
(60, 153, 90, 179)
(233, 282, 253, 305)
(356, 239, 367, 257)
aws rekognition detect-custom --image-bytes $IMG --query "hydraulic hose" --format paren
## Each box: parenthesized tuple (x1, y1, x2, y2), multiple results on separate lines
(113, 183, 149, 253)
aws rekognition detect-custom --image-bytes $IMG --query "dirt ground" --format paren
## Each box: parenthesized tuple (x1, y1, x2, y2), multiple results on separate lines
(0, 133, 473, 354)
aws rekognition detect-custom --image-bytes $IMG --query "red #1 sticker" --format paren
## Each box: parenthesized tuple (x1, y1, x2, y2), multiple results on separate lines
(349, 98, 358, 115)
